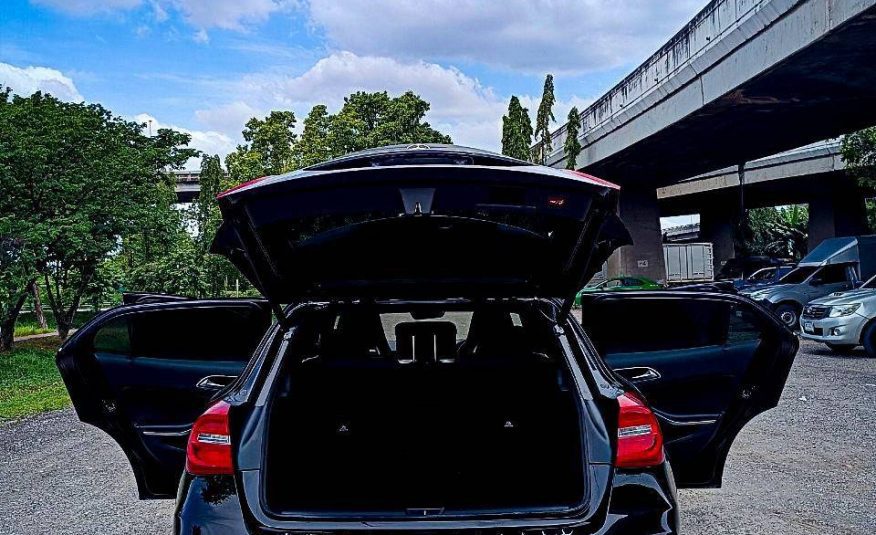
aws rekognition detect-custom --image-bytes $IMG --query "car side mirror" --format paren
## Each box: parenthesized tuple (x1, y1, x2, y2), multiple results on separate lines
(854, 280, 865, 288)
(810, 277, 823, 286)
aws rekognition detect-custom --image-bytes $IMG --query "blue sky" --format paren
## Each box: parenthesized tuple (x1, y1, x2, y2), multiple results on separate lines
(1, 0, 704, 168)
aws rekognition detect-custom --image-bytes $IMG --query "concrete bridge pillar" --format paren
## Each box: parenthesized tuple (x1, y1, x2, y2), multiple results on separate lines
(700, 202, 741, 274)
(807, 184, 868, 252)
(607, 185, 666, 282)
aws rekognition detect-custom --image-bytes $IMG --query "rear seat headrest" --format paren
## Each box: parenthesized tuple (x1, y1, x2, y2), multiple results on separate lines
(395, 321, 458, 363)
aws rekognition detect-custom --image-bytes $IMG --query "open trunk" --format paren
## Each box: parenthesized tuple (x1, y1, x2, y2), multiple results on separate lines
(262, 306, 587, 517)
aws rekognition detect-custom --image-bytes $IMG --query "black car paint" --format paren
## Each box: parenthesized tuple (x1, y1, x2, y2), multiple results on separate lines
(175, 467, 679, 535)
(54, 146, 799, 534)
(171, 300, 681, 535)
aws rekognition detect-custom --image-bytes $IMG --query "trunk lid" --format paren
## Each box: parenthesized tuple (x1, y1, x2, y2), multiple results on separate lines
(211, 145, 629, 306)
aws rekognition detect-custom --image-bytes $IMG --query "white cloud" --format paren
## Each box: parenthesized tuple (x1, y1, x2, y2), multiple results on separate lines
(225, 51, 507, 149)
(169, 0, 291, 31)
(30, 0, 142, 16)
(194, 52, 594, 152)
(32, 0, 291, 31)
(193, 28, 209, 43)
(306, 0, 704, 74)
(134, 113, 237, 168)
(194, 100, 261, 136)
(0, 62, 84, 101)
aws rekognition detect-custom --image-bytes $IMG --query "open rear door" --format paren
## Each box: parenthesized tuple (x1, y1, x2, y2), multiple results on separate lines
(57, 299, 271, 498)
(579, 291, 798, 487)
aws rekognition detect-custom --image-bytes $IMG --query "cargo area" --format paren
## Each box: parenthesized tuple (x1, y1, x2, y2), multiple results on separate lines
(262, 306, 587, 516)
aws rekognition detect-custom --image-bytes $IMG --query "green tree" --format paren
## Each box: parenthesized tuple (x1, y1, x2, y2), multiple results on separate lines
(532, 74, 556, 165)
(294, 104, 332, 168)
(0, 89, 197, 339)
(841, 127, 876, 186)
(747, 205, 809, 259)
(231, 91, 451, 174)
(190, 154, 245, 297)
(326, 91, 450, 156)
(501, 96, 533, 161)
(226, 111, 297, 183)
(0, 238, 38, 351)
(563, 106, 583, 170)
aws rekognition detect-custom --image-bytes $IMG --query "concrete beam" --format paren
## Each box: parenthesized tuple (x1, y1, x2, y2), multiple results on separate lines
(546, 0, 876, 185)
(607, 186, 666, 281)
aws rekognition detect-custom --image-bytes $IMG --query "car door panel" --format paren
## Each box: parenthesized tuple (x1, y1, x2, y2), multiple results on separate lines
(57, 299, 272, 498)
(606, 343, 752, 417)
(579, 292, 797, 488)
(94, 354, 247, 426)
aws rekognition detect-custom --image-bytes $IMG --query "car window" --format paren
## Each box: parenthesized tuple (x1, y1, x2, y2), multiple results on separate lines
(582, 298, 731, 354)
(93, 306, 268, 361)
(748, 268, 774, 282)
(726, 305, 762, 344)
(815, 264, 849, 284)
(779, 266, 817, 283)
(380, 311, 473, 343)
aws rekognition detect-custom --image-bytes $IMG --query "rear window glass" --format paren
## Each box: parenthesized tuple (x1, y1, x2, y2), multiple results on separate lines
(380, 312, 474, 345)
(92, 306, 270, 361)
(582, 299, 731, 354)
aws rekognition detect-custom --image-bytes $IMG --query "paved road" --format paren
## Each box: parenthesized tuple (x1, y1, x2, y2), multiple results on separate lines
(1, 340, 874, 534)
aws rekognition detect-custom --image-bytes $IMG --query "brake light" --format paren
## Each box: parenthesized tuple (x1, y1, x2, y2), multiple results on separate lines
(186, 401, 233, 475)
(616, 392, 664, 468)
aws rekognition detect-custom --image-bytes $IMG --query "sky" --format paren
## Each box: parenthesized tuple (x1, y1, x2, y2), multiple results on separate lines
(1, 0, 708, 161)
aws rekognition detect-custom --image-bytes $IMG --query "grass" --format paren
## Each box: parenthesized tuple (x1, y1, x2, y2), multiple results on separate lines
(13, 309, 100, 338)
(0, 337, 70, 420)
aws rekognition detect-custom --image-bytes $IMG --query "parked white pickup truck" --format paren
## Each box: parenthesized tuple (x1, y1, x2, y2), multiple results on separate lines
(800, 274, 876, 356)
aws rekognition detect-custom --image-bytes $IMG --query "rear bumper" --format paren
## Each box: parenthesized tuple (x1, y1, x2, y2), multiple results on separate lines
(175, 466, 679, 535)
(799, 314, 866, 345)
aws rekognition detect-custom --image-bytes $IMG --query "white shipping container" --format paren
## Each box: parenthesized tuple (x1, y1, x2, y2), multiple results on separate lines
(664, 243, 714, 283)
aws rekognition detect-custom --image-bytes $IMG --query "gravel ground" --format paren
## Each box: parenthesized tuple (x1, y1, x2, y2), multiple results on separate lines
(1, 339, 873, 534)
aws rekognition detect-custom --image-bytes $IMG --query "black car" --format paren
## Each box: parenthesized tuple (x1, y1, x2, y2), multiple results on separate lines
(57, 145, 798, 535)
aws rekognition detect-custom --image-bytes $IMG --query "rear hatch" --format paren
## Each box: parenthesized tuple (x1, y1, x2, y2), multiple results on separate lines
(211, 144, 630, 308)
(213, 145, 627, 530)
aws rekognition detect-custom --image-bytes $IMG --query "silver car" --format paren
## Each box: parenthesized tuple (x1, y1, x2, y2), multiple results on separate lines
(800, 275, 876, 356)
(743, 263, 859, 327)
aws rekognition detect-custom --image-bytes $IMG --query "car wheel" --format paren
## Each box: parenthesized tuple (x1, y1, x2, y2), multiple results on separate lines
(825, 343, 856, 354)
(861, 323, 876, 358)
(775, 303, 799, 328)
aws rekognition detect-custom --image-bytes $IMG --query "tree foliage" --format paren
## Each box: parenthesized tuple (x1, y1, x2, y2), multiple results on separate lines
(227, 91, 451, 180)
(532, 75, 556, 165)
(746, 205, 809, 260)
(0, 87, 450, 348)
(0, 88, 197, 341)
(841, 127, 876, 187)
(563, 106, 582, 170)
(501, 96, 533, 161)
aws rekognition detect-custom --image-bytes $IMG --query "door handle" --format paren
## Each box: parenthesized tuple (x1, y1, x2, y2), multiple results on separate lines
(196, 375, 237, 391)
(615, 366, 662, 383)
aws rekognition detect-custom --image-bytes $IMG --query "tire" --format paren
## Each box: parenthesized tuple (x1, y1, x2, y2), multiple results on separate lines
(775, 303, 800, 329)
(825, 343, 856, 355)
(861, 322, 876, 358)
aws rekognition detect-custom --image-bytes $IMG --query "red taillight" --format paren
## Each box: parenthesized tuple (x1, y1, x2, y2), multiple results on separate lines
(186, 401, 233, 475)
(616, 392, 664, 468)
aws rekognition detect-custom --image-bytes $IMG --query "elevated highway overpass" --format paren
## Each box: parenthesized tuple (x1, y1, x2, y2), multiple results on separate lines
(545, 0, 876, 280)
(658, 140, 872, 268)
